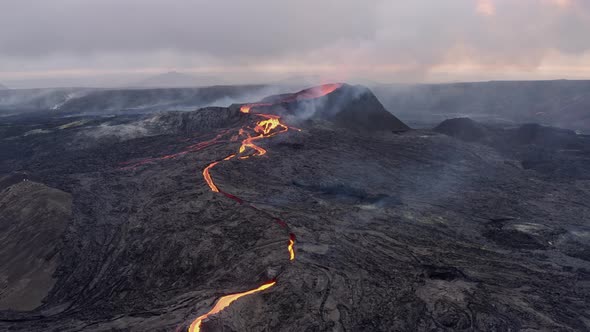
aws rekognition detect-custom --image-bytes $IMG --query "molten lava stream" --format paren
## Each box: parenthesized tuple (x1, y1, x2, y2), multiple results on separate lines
(288, 233, 296, 261)
(190, 86, 358, 330)
(188, 280, 276, 332)
(202, 114, 288, 192)
(191, 116, 292, 331)
(202, 154, 235, 193)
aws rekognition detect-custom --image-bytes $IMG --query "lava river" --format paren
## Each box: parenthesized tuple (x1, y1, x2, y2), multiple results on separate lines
(123, 84, 342, 331)
(188, 84, 342, 331)
(190, 112, 294, 332)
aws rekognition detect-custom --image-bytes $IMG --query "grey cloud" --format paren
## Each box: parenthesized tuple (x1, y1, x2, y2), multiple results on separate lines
(0, 0, 589, 85)
(0, 0, 375, 59)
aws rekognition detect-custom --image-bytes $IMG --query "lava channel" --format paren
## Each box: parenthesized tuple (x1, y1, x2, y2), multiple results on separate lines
(188, 84, 342, 331)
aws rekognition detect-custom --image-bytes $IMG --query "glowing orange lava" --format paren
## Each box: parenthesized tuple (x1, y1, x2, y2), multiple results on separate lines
(255, 117, 281, 135)
(188, 280, 276, 332)
(240, 102, 271, 114)
(202, 161, 221, 192)
(202, 154, 235, 192)
(202, 115, 287, 191)
(288, 233, 296, 261)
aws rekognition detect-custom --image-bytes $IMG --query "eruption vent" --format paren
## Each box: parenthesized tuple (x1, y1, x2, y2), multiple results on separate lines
(240, 83, 343, 114)
(240, 84, 409, 132)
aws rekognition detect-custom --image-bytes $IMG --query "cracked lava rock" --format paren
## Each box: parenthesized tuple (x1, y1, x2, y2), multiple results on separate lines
(0, 84, 589, 331)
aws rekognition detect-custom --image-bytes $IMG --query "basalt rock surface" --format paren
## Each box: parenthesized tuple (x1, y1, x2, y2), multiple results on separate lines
(0, 86, 588, 331)
(434, 118, 492, 142)
(143, 107, 244, 135)
(0, 180, 71, 311)
(435, 117, 590, 180)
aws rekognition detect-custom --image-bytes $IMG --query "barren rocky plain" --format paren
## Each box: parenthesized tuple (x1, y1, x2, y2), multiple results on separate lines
(0, 84, 589, 331)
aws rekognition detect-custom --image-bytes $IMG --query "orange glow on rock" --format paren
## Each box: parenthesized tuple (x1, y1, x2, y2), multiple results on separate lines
(297, 83, 343, 100)
(238, 83, 342, 116)
(239, 102, 271, 114)
(188, 280, 276, 332)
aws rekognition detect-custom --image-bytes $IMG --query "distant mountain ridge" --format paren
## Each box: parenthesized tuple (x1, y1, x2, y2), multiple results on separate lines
(373, 80, 590, 132)
(0, 83, 7, 90)
(2, 80, 590, 132)
(0, 85, 273, 115)
(130, 71, 221, 88)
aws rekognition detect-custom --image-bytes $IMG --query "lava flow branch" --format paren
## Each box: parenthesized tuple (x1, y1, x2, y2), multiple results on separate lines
(120, 130, 230, 170)
(188, 84, 342, 331)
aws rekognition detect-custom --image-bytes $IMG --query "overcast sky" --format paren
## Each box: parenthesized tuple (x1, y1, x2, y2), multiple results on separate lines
(1, 0, 589, 88)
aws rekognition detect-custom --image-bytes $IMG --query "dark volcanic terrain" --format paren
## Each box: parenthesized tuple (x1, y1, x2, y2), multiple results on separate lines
(0, 84, 589, 331)
(373, 80, 590, 133)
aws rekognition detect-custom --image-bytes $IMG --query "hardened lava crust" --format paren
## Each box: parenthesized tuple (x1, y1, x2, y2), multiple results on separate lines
(0, 85, 589, 331)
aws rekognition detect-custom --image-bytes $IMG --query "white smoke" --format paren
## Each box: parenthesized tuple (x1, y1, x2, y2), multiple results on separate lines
(80, 122, 150, 141)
